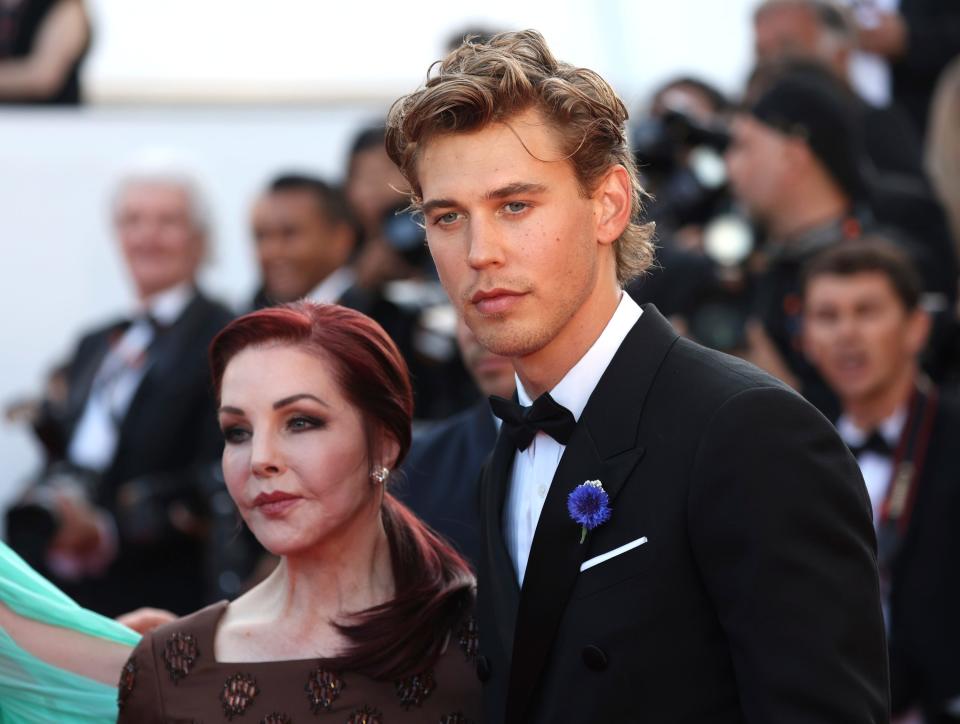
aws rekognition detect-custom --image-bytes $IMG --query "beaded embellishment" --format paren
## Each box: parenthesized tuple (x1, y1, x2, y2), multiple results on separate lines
(395, 669, 436, 709)
(439, 713, 474, 724)
(117, 655, 137, 710)
(162, 632, 199, 683)
(457, 616, 479, 662)
(220, 672, 259, 719)
(346, 705, 383, 724)
(305, 666, 345, 712)
(260, 714, 292, 724)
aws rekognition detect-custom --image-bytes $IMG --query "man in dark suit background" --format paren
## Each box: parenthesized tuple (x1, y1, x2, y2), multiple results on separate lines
(398, 316, 514, 567)
(802, 239, 960, 723)
(853, 0, 960, 141)
(387, 30, 888, 722)
(6, 159, 232, 617)
(248, 173, 359, 310)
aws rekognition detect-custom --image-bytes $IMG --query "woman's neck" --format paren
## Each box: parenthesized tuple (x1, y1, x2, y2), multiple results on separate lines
(272, 519, 394, 623)
(217, 513, 394, 662)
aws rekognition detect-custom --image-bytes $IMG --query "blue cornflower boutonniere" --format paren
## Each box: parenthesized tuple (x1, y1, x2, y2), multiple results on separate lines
(567, 480, 612, 544)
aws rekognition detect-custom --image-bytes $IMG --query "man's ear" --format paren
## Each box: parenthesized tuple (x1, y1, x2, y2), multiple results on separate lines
(594, 165, 632, 247)
(905, 307, 932, 357)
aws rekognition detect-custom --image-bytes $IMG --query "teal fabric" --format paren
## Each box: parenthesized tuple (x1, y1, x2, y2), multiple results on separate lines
(0, 541, 140, 723)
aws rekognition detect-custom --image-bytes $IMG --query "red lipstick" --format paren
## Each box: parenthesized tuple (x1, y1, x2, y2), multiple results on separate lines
(252, 491, 302, 516)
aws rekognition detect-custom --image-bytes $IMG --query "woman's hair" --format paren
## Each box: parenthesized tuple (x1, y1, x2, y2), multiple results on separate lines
(385, 29, 655, 286)
(209, 302, 474, 679)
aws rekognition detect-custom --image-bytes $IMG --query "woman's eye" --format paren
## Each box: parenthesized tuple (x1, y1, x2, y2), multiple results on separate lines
(287, 415, 324, 432)
(222, 426, 250, 444)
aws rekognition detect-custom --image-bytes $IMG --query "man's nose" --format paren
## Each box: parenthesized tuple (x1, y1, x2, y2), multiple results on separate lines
(466, 214, 506, 269)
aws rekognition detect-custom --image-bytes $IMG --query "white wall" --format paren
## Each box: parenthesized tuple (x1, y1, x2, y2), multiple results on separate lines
(0, 1, 760, 511)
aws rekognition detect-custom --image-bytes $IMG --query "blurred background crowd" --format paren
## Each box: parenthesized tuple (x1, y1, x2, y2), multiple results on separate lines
(2, 0, 959, 720)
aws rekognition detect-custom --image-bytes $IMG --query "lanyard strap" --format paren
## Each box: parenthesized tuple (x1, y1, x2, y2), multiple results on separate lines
(876, 380, 938, 571)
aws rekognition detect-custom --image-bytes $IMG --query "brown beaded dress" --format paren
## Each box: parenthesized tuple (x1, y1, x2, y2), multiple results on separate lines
(116, 601, 481, 724)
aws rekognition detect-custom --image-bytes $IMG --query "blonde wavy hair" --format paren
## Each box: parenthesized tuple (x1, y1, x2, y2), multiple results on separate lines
(385, 29, 655, 285)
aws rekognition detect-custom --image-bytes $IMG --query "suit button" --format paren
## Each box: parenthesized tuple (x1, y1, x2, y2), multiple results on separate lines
(476, 655, 492, 682)
(582, 645, 608, 671)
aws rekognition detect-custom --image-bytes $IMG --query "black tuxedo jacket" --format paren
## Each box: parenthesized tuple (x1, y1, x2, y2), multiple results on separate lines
(35, 290, 232, 616)
(892, 0, 960, 138)
(886, 390, 960, 719)
(398, 400, 498, 568)
(477, 305, 889, 723)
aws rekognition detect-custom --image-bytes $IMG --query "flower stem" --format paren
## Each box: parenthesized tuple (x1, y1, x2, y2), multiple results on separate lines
(580, 526, 587, 544)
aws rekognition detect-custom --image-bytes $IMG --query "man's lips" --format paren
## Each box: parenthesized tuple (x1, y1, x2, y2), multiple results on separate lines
(470, 288, 526, 315)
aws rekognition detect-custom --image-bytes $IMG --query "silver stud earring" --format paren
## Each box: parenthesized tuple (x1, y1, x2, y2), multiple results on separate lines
(371, 466, 389, 484)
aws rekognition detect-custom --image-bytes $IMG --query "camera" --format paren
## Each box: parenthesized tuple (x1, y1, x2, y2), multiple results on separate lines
(381, 203, 431, 270)
(632, 109, 732, 232)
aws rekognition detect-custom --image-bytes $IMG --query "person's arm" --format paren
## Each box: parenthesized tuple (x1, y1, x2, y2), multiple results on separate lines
(0, 601, 132, 686)
(857, 9, 960, 74)
(0, 0, 90, 100)
(688, 385, 889, 723)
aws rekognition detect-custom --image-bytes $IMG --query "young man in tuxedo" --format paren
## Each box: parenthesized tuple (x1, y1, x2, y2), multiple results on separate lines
(802, 239, 960, 723)
(387, 30, 889, 723)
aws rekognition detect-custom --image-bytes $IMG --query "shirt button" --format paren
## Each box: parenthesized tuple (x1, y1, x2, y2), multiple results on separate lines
(537, 484, 547, 498)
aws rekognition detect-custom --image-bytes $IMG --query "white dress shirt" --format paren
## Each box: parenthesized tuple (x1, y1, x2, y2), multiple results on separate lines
(842, 0, 900, 106)
(67, 282, 194, 472)
(503, 292, 643, 585)
(836, 406, 906, 527)
(305, 267, 356, 305)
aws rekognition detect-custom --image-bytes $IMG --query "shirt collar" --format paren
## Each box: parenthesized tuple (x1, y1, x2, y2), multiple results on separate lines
(516, 292, 642, 421)
(140, 281, 195, 326)
(836, 405, 908, 449)
(306, 267, 356, 305)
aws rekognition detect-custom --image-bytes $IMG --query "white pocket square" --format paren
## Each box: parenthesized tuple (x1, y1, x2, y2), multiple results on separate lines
(579, 536, 648, 572)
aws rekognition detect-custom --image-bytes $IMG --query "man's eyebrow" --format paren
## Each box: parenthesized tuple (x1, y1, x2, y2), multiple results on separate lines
(273, 393, 328, 410)
(422, 198, 458, 216)
(484, 182, 548, 200)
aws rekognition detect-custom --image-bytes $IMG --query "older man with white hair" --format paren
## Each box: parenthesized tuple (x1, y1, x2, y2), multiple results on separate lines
(6, 154, 233, 617)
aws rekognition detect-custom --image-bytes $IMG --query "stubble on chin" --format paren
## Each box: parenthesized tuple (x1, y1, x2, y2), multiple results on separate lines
(469, 315, 549, 360)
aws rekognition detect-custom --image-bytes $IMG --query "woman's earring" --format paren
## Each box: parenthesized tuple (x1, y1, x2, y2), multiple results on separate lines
(371, 466, 390, 485)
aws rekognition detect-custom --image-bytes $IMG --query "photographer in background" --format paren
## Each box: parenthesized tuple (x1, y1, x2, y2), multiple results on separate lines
(628, 77, 758, 353)
(343, 124, 477, 420)
(751, 0, 926, 180)
(725, 69, 957, 414)
(5, 158, 232, 617)
(248, 173, 359, 309)
(802, 239, 960, 723)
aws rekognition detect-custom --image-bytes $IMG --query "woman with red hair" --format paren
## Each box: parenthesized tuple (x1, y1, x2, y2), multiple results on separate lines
(119, 302, 479, 722)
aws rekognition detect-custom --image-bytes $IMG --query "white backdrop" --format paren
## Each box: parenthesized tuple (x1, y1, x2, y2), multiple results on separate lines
(0, 1, 759, 513)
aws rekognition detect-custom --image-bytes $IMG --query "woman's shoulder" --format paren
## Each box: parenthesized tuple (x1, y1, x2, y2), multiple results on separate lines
(140, 600, 228, 659)
(118, 601, 229, 722)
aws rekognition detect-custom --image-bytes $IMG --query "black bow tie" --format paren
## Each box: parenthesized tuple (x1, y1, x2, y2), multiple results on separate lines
(489, 393, 577, 451)
(848, 430, 894, 459)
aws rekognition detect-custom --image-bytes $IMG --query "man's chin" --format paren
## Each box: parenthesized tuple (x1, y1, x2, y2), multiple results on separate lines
(472, 327, 544, 360)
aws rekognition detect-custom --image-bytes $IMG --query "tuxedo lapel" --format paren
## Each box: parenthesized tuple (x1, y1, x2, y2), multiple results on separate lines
(504, 305, 679, 723)
(65, 328, 119, 426)
(480, 428, 522, 653)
